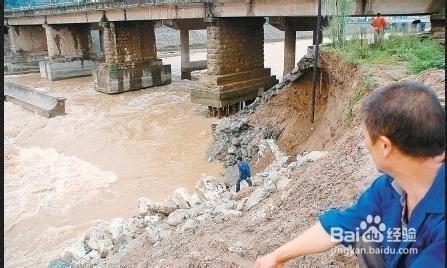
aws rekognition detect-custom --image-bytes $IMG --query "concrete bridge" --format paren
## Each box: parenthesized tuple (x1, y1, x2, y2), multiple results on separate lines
(4, 0, 445, 115)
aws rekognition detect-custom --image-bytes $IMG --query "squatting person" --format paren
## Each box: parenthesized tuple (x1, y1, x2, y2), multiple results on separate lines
(255, 82, 445, 267)
(236, 156, 253, 193)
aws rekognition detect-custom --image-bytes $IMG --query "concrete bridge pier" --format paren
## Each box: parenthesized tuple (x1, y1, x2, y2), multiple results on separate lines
(163, 19, 208, 80)
(40, 23, 102, 80)
(93, 20, 171, 94)
(5, 25, 48, 74)
(270, 17, 325, 78)
(191, 17, 277, 117)
(180, 29, 192, 80)
(284, 29, 296, 77)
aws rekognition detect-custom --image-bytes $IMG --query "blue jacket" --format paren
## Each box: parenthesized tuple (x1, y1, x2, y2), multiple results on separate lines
(238, 161, 251, 180)
(319, 164, 445, 267)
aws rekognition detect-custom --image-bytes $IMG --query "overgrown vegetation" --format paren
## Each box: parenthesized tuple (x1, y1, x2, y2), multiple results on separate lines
(324, 34, 445, 74)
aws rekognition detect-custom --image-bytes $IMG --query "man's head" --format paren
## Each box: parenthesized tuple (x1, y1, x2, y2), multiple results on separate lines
(376, 13, 381, 17)
(361, 82, 445, 172)
(237, 156, 242, 165)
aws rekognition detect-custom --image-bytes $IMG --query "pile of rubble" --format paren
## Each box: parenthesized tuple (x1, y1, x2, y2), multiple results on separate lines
(56, 140, 327, 267)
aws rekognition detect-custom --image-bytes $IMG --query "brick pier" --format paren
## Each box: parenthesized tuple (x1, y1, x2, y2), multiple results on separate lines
(191, 17, 278, 117)
(93, 20, 171, 94)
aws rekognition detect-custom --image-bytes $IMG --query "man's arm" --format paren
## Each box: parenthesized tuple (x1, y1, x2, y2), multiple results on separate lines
(254, 222, 339, 267)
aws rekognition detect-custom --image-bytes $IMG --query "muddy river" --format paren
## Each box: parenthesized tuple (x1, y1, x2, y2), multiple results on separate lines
(4, 39, 313, 267)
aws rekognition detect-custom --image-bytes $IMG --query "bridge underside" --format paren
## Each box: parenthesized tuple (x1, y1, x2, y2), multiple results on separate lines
(4, 0, 445, 116)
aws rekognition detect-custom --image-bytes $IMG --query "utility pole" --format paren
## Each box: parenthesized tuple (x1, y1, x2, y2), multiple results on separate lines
(311, 0, 322, 123)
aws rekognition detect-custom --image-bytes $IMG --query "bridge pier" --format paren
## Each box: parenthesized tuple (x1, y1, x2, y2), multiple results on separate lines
(5, 25, 48, 74)
(40, 23, 102, 80)
(93, 20, 171, 94)
(191, 17, 277, 115)
(284, 29, 296, 77)
(163, 19, 208, 80)
(180, 29, 192, 80)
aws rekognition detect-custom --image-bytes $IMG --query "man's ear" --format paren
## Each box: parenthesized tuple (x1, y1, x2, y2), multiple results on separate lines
(378, 136, 393, 158)
(434, 152, 445, 163)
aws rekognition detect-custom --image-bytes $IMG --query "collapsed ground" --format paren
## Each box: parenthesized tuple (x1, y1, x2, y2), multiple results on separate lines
(54, 36, 445, 267)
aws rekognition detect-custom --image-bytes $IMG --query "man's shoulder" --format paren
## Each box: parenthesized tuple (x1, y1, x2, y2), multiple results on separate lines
(366, 173, 396, 199)
(372, 173, 393, 188)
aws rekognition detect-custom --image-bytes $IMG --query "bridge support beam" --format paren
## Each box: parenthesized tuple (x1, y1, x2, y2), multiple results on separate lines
(191, 17, 277, 117)
(40, 23, 102, 80)
(283, 29, 296, 77)
(5, 25, 48, 74)
(93, 20, 171, 94)
(180, 29, 191, 80)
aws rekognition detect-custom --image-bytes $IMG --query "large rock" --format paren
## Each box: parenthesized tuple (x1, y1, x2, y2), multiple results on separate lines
(60, 239, 90, 264)
(168, 188, 191, 209)
(232, 186, 256, 201)
(244, 187, 272, 211)
(180, 218, 197, 233)
(166, 209, 190, 226)
(137, 197, 178, 216)
(146, 223, 172, 244)
(72, 250, 101, 268)
(143, 214, 161, 227)
(107, 218, 135, 253)
(83, 221, 114, 258)
(195, 175, 230, 202)
(189, 191, 207, 206)
(295, 151, 328, 168)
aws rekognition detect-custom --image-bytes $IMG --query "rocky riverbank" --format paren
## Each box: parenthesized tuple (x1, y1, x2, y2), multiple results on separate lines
(50, 47, 445, 267)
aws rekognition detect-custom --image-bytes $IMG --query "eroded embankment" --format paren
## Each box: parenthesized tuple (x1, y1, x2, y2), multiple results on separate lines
(54, 50, 444, 267)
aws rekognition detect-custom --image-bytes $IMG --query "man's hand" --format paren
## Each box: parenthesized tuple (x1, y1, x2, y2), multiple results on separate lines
(254, 222, 338, 267)
(254, 252, 282, 268)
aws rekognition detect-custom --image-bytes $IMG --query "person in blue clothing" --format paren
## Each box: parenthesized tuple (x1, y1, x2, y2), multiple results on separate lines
(255, 81, 445, 267)
(236, 156, 253, 193)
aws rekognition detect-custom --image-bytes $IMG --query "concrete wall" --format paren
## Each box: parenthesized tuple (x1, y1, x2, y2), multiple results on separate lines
(8, 25, 47, 53)
(207, 18, 264, 76)
(103, 21, 157, 66)
(43, 23, 92, 60)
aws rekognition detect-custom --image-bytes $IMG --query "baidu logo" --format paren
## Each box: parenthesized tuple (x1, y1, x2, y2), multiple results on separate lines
(329, 214, 415, 243)
(360, 215, 386, 242)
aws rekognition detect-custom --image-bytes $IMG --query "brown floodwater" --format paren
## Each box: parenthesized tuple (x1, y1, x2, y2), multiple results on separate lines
(4, 39, 314, 267)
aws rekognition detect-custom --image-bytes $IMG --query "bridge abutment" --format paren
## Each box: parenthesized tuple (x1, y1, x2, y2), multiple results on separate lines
(40, 23, 102, 80)
(5, 25, 48, 74)
(191, 17, 277, 116)
(93, 20, 171, 94)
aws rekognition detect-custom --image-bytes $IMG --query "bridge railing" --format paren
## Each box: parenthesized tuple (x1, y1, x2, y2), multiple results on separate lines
(5, 0, 213, 15)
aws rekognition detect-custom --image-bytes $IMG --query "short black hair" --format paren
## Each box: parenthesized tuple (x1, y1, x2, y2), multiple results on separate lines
(361, 81, 444, 158)
(376, 13, 381, 16)
(237, 156, 242, 161)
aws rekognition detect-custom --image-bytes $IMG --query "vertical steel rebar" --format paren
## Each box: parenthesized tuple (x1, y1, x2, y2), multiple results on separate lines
(311, 0, 322, 123)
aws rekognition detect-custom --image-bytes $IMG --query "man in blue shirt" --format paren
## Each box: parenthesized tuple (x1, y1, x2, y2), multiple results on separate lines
(255, 82, 445, 267)
(236, 156, 253, 193)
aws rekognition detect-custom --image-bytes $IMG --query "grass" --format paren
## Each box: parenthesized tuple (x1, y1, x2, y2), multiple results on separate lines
(323, 34, 445, 74)
(345, 74, 377, 121)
